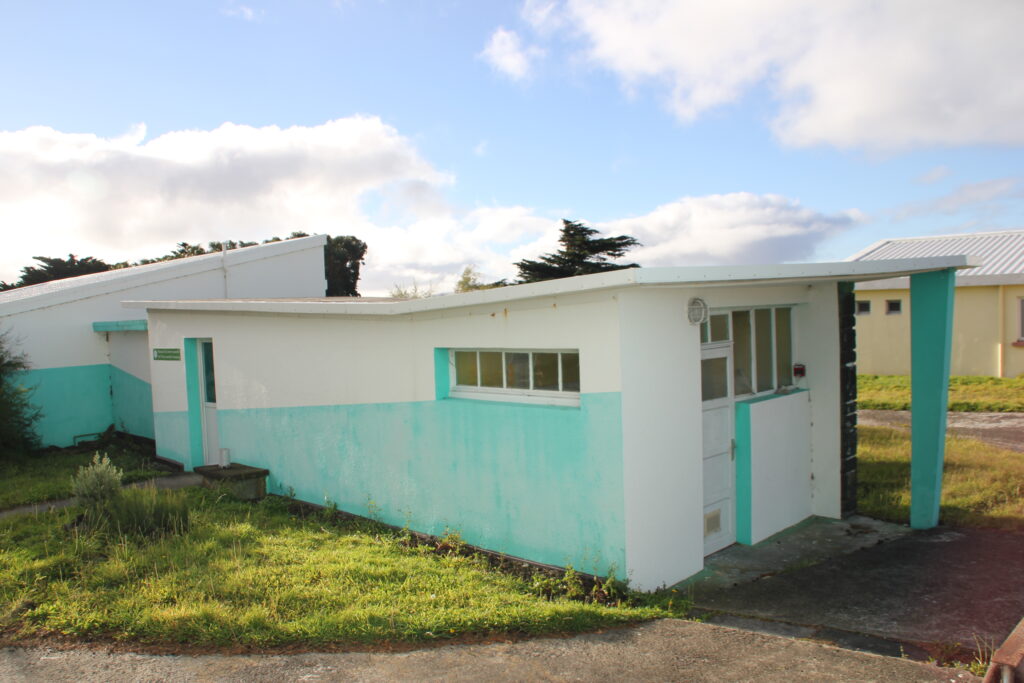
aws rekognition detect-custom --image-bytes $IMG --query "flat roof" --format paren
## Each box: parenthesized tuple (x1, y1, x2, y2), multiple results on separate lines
(127, 255, 979, 317)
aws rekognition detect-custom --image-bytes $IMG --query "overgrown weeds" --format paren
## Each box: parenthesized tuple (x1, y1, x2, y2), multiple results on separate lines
(0, 490, 681, 648)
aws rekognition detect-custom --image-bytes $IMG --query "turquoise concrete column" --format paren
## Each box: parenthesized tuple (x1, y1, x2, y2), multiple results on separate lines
(909, 269, 956, 529)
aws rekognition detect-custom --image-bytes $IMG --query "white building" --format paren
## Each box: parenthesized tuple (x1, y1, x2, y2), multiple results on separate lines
(0, 235, 327, 447)
(132, 255, 972, 590)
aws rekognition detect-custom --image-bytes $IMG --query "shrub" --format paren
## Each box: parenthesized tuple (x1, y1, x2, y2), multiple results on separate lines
(71, 453, 124, 509)
(0, 331, 41, 459)
(104, 485, 189, 537)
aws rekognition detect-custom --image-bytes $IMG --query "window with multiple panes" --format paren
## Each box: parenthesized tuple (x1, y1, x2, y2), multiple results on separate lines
(451, 349, 580, 405)
(886, 299, 902, 315)
(700, 306, 795, 396)
(856, 300, 871, 315)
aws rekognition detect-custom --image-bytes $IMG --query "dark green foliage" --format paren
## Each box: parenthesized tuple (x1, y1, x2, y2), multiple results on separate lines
(324, 235, 368, 296)
(0, 254, 111, 290)
(0, 332, 40, 459)
(515, 219, 640, 283)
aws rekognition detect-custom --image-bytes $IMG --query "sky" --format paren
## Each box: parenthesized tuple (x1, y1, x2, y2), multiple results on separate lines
(1, 1, 1022, 296)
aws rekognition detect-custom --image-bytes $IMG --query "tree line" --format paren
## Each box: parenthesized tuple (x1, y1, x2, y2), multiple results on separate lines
(1, 219, 640, 298)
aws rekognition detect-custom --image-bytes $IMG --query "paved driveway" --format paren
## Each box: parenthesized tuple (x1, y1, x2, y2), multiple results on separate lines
(0, 619, 974, 682)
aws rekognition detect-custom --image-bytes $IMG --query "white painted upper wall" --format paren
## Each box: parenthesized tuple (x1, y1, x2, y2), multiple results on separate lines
(147, 290, 623, 414)
(0, 236, 327, 373)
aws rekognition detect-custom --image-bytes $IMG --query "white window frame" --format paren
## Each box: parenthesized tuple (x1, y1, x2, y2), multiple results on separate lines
(701, 305, 797, 398)
(449, 349, 581, 407)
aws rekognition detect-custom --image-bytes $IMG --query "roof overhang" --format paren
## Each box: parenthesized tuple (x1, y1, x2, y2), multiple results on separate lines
(127, 255, 980, 318)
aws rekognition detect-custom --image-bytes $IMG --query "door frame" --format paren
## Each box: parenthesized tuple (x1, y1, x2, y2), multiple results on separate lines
(184, 337, 221, 469)
(701, 341, 737, 556)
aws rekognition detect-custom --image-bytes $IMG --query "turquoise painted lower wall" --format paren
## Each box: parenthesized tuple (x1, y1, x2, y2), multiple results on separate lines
(110, 365, 154, 439)
(16, 364, 155, 447)
(16, 365, 114, 447)
(211, 393, 626, 576)
(153, 411, 192, 465)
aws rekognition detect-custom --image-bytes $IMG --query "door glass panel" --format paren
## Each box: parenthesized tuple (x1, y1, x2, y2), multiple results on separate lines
(701, 357, 729, 401)
(755, 309, 774, 392)
(505, 352, 530, 389)
(201, 342, 217, 403)
(709, 314, 730, 342)
(454, 351, 478, 386)
(561, 353, 580, 392)
(480, 352, 504, 387)
(532, 352, 559, 391)
(775, 308, 793, 387)
(732, 311, 753, 395)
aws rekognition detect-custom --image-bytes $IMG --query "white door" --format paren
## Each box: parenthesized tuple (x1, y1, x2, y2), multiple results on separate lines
(198, 340, 221, 466)
(701, 344, 736, 555)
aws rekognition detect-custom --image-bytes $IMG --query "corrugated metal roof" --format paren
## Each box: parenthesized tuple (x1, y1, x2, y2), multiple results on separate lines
(848, 230, 1024, 282)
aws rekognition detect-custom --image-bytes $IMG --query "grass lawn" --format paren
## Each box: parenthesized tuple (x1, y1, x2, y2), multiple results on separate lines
(0, 440, 171, 511)
(0, 489, 680, 648)
(857, 425, 1024, 530)
(858, 374, 1024, 412)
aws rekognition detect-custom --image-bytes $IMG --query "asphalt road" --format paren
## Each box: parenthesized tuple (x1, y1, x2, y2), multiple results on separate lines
(0, 620, 976, 682)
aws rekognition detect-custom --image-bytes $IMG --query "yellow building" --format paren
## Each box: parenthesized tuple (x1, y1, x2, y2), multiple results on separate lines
(850, 231, 1024, 378)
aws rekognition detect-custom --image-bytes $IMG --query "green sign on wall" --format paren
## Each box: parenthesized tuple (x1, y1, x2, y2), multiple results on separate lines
(153, 348, 182, 361)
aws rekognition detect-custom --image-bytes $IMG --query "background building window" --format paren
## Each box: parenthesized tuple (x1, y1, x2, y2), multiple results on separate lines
(886, 299, 902, 315)
(856, 300, 871, 314)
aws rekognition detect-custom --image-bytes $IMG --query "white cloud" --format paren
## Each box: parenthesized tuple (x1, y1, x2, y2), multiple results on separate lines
(0, 118, 451, 291)
(895, 177, 1021, 219)
(536, 0, 1024, 148)
(916, 166, 951, 185)
(480, 27, 544, 81)
(222, 3, 263, 21)
(0, 119, 859, 295)
(602, 193, 862, 265)
(473, 140, 488, 157)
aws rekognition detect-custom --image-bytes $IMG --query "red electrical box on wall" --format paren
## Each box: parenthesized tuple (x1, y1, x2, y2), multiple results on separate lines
(793, 363, 806, 378)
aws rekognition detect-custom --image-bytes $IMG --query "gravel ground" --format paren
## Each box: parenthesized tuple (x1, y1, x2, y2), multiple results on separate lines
(858, 410, 1024, 453)
(0, 620, 976, 683)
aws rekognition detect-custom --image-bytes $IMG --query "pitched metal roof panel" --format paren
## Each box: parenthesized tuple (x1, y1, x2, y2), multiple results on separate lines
(848, 230, 1024, 282)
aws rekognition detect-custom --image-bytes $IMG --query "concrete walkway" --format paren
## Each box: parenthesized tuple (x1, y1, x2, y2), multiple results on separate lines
(688, 518, 1024, 664)
(0, 619, 976, 682)
(0, 473, 203, 520)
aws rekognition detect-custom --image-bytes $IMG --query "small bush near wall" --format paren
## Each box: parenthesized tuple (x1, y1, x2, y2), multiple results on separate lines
(70, 454, 188, 537)
(70, 453, 123, 510)
(0, 332, 41, 460)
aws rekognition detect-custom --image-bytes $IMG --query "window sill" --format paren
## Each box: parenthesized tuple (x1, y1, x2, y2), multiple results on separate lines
(1012, 340, 1024, 348)
(448, 388, 581, 408)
